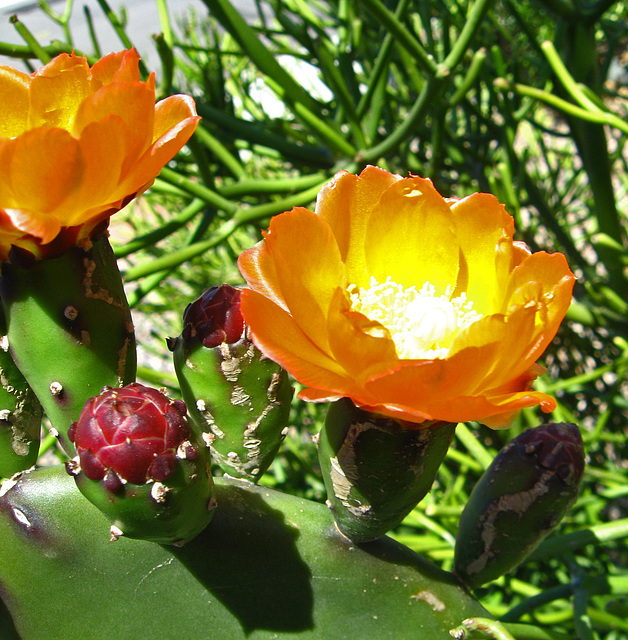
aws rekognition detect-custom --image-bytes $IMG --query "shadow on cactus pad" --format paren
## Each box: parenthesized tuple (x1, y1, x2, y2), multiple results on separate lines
(0, 465, 490, 639)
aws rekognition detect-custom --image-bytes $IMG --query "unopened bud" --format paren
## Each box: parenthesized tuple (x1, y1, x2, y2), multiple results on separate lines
(454, 423, 584, 587)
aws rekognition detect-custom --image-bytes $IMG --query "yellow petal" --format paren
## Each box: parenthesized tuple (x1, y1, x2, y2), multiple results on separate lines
(0, 66, 30, 137)
(449, 193, 514, 315)
(152, 95, 198, 143)
(364, 176, 458, 293)
(28, 53, 91, 131)
(315, 165, 401, 287)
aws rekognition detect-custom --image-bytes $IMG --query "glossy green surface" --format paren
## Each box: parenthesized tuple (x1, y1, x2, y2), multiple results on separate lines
(0, 465, 489, 639)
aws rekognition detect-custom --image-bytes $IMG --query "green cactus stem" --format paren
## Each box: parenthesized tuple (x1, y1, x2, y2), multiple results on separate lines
(0, 464, 492, 639)
(0, 235, 136, 454)
(454, 423, 585, 588)
(0, 319, 42, 478)
(318, 397, 455, 543)
(171, 285, 293, 482)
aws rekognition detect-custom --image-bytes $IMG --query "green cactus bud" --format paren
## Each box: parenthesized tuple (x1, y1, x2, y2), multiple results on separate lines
(318, 398, 455, 543)
(454, 422, 585, 588)
(0, 326, 42, 478)
(66, 383, 215, 545)
(170, 285, 293, 482)
(0, 235, 136, 454)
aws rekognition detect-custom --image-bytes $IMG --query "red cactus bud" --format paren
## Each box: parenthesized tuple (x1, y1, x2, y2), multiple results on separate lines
(69, 383, 192, 486)
(180, 285, 245, 349)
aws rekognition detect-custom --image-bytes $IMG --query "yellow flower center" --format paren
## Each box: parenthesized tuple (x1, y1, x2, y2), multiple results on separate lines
(347, 277, 482, 359)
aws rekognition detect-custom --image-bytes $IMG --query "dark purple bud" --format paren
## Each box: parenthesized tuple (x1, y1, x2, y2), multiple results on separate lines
(180, 285, 245, 348)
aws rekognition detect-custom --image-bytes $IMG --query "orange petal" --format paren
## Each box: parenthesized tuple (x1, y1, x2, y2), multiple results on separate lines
(0, 66, 30, 137)
(3, 128, 82, 241)
(28, 53, 92, 131)
(65, 116, 130, 227)
(364, 176, 458, 293)
(315, 165, 401, 287)
(325, 287, 398, 381)
(241, 289, 358, 394)
(116, 112, 199, 199)
(90, 49, 140, 89)
(152, 95, 198, 143)
(449, 193, 514, 315)
(72, 82, 155, 165)
(240, 208, 345, 357)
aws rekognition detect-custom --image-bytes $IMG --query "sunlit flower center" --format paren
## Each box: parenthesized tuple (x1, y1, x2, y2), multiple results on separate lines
(347, 277, 483, 359)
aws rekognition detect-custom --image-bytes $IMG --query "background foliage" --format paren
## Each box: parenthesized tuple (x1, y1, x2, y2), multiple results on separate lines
(1, 0, 627, 638)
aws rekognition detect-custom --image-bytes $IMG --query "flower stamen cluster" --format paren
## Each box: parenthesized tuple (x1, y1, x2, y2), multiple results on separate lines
(347, 277, 482, 359)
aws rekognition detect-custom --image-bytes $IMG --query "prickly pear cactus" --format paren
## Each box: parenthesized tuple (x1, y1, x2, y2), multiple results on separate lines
(0, 320, 42, 478)
(454, 423, 585, 587)
(0, 465, 491, 640)
(319, 397, 455, 542)
(0, 236, 136, 454)
(171, 285, 293, 482)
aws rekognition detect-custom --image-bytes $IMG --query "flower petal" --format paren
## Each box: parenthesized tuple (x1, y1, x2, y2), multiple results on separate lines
(28, 53, 92, 131)
(2, 128, 82, 242)
(90, 49, 141, 89)
(315, 165, 401, 287)
(364, 176, 458, 293)
(241, 288, 357, 393)
(449, 193, 514, 315)
(0, 66, 29, 137)
(240, 208, 345, 357)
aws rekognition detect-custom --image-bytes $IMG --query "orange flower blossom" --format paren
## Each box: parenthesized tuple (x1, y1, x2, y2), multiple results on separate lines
(0, 49, 200, 260)
(238, 166, 575, 428)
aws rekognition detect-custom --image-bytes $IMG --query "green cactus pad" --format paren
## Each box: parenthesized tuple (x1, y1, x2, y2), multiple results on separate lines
(0, 237, 136, 454)
(0, 465, 490, 640)
(0, 339, 42, 478)
(454, 423, 585, 588)
(318, 398, 455, 543)
(173, 334, 292, 481)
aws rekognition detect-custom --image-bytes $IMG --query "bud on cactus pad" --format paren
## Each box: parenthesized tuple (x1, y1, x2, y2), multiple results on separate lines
(454, 423, 585, 588)
(171, 285, 293, 482)
(67, 383, 215, 545)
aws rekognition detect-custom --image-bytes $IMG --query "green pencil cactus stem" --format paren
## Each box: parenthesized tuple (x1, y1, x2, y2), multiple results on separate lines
(66, 383, 215, 545)
(454, 422, 585, 588)
(170, 285, 293, 482)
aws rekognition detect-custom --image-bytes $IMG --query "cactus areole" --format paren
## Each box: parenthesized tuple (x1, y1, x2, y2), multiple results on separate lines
(69, 383, 193, 487)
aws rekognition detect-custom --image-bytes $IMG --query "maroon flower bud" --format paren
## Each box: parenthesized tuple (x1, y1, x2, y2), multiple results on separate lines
(69, 383, 192, 486)
(179, 285, 245, 349)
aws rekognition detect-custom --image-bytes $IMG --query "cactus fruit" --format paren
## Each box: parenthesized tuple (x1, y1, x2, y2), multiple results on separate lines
(0, 236, 136, 454)
(66, 383, 215, 545)
(318, 398, 455, 543)
(171, 285, 293, 482)
(454, 423, 585, 588)
(0, 309, 42, 477)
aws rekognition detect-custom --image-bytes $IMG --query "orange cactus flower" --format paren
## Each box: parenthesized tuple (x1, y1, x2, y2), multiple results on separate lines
(238, 166, 575, 428)
(0, 49, 200, 260)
